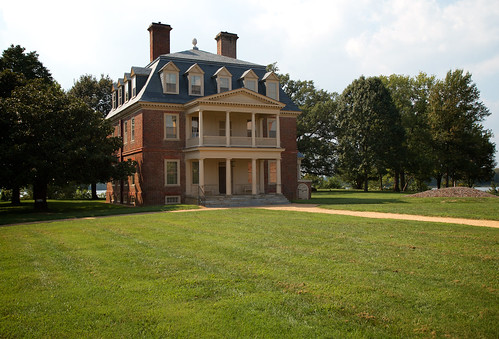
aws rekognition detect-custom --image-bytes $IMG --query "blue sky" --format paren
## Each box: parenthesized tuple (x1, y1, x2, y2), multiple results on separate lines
(1, 0, 498, 162)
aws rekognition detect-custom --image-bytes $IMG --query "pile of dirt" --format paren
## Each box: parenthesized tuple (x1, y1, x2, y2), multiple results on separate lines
(408, 187, 498, 198)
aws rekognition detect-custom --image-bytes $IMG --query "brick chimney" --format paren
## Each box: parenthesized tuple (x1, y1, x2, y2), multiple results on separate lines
(148, 22, 172, 62)
(215, 32, 238, 59)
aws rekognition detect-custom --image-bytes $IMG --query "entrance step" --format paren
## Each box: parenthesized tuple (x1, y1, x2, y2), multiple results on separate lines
(202, 194, 289, 208)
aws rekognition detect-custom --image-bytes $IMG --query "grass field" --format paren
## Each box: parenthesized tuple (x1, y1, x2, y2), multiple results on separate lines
(0, 200, 199, 226)
(297, 190, 499, 220)
(1, 208, 497, 338)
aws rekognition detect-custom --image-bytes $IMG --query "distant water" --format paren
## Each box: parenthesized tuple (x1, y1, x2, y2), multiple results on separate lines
(475, 187, 493, 192)
(431, 187, 493, 192)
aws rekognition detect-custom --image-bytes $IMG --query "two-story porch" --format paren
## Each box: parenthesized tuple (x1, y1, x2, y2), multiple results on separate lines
(183, 88, 288, 203)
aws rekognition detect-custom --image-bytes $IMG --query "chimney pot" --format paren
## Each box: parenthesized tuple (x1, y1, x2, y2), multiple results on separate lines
(148, 22, 172, 62)
(215, 32, 238, 59)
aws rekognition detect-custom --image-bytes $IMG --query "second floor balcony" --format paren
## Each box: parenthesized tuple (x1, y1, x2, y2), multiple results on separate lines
(185, 110, 281, 149)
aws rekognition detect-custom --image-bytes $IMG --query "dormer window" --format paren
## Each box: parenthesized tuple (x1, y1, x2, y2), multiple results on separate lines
(185, 64, 205, 96)
(213, 67, 232, 93)
(124, 81, 129, 102)
(112, 90, 117, 109)
(263, 71, 280, 101)
(191, 75, 202, 95)
(131, 76, 137, 97)
(118, 85, 123, 106)
(159, 61, 180, 94)
(240, 69, 259, 92)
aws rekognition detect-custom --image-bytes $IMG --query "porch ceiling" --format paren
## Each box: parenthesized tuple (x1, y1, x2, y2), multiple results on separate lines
(184, 147, 284, 160)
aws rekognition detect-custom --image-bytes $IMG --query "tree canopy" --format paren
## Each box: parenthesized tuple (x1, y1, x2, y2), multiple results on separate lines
(0, 45, 135, 209)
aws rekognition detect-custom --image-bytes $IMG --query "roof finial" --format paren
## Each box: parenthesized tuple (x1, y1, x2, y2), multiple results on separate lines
(192, 38, 198, 50)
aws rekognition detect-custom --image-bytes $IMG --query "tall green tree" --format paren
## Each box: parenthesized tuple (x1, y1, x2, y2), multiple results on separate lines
(428, 69, 495, 187)
(336, 76, 403, 191)
(267, 63, 337, 176)
(381, 73, 436, 191)
(4, 79, 135, 210)
(68, 74, 113, 117)
(69, 74, 114, 198)
(0, 45, 53, 204)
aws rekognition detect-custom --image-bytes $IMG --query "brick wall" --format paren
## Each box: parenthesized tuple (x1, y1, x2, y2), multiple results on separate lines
(280, 116, 298, 200)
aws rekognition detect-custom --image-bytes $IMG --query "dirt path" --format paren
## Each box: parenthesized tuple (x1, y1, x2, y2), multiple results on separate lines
(256, 204, 499, 229)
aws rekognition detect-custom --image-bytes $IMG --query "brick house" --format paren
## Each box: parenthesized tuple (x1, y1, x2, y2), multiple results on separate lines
(106, 22, 308, 206)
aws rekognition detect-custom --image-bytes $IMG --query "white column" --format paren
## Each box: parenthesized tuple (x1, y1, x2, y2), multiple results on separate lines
(276, 158, 282, 194)
(199, 110, 204, 146)
(226, 111, 230, 146)
(276, 113, 280, 148)
(252, 158, 257, 194)
(226, 158, 232, 195)
(251, 112, 256, 147)
(199, 158, 205, 194)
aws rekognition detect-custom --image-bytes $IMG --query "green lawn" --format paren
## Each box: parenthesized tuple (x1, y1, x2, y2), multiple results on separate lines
(0, 200, 199, 225)
(296, 190, 499, 220)
(1, 209, 497, 338)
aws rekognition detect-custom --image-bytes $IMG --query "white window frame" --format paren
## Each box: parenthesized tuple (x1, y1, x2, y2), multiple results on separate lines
(192, 161, 199, 185)
(165, 195, 181, 204)
(268, 118, 276, 138)
(185, 64, 205, 96)
(123, 121, 128, 144)
(166, 73, 178, 94)
(164, 113, 179, 140)
(131, 76, 137, 97)
(118, 87, 122, 106)
(131, 117, 135, 142)
(266, 81, 279, 100)
(112, 91, 116, 109)
(159, 62, 180, 94)
(191, 116, 199, 138)
(124, 82, 129, 102)
(164, 159, 180, 186)
(245, 79, 257, 92)
(218, 77, 231, 93)
(189, 74, 203, 96)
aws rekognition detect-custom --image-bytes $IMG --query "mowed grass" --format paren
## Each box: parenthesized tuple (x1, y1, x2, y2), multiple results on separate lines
(1, 209, 497, 338)
(296, 190, 499, 220)
(0, 200, 199, 225)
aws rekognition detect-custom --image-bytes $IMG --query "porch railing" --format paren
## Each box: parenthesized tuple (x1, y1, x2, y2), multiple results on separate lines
(186, 136, 278, 148)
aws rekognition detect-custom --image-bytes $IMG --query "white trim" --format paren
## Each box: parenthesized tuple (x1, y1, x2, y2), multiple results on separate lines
(165, 195, 181, 204)
(164, 159, 180, 186)
(164, 113, 179, 140)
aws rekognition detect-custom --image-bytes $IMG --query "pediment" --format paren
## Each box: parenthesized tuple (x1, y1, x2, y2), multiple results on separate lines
(186, 88, 285, 108)
(213, 66, 232, 78)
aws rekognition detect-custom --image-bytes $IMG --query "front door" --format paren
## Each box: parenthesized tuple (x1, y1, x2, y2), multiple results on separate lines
(219, 162, 226, 194)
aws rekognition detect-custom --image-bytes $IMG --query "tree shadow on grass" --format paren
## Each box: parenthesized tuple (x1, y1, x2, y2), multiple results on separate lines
(294, 190, 409, 206)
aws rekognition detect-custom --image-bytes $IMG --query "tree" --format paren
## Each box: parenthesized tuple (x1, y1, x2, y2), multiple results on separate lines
(267, 63, 338, 176)
(4, 79, 135, 210)
(381, 73, 436, 191)
(69, 74, 114, 199)
(68, 74, 113, 117)
(336, 76, 403, 191)
(428, 69, 495, 187)
(0, 45, 53, 204)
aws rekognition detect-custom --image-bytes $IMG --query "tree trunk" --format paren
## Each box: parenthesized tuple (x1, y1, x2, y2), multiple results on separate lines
(379, 174, 383, 191)
(436, 175, 442, 189)
(11, 187, 21, 205)
(33, 181, 48, 210)
(394, 171, 400, 192)
(364, 171, 369, 192)
(400, 171, 406, 192)
(91, 183, 98, 200)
